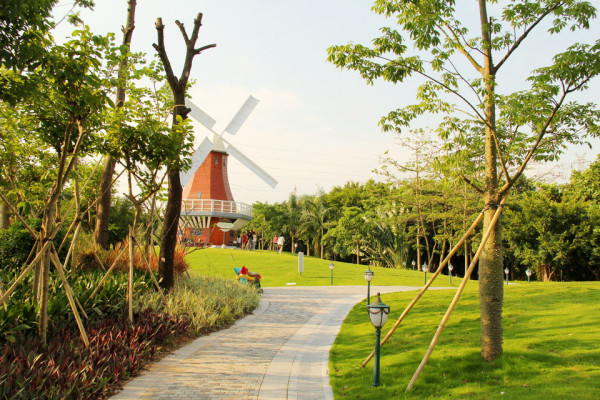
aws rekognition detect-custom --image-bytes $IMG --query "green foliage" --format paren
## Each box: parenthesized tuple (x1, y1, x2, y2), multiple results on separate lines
(330, 282, 600, 399)
(0, 310, 191, 400)
(0, 268, 155, 344)
(504, 184, 600, 281)
(106, 197, 137, 246)
(135, 275, 260, 335)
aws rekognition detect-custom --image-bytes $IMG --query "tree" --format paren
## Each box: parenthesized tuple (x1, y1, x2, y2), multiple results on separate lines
(328, 1, 600, 360)
(299, 193, 330, 259)
(94, 0, 138, 249)
(153, 13, 215, 290)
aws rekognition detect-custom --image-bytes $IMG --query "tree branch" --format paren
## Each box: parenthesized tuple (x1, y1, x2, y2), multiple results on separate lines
(462, 175, 485, 195)
(153, 18, 179, 92)
(500, 89, 568, 196)
(495, 2, 563, 72)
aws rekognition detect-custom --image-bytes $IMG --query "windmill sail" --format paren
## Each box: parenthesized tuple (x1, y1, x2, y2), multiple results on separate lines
(224, 95, 259, 135)
(186, 100, 216, 130)
(225, 142, 277, 188)
(180, 137, 214, 187)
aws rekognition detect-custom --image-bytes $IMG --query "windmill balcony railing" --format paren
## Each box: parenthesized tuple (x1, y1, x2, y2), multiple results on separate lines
(181, 199, 253, 219)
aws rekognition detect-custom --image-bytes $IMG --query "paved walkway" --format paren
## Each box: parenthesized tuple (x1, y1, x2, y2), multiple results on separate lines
(111, 285, 422, 400)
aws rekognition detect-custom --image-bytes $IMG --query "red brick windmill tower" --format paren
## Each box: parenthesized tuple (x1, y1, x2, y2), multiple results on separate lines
(179, 96, 277, 246)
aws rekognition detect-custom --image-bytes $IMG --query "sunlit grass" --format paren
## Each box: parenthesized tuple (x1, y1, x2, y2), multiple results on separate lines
(329, 282, 600, 399)
(186, 248, 456, 288)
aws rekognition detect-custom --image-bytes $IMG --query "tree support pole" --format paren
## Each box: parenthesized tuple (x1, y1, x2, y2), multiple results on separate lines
(361, 208, 485, 368)
(133, 237, 167, 305)
(49, 247, 89, 347)
(405, 196, 507, 392)
(0, 241, 51, 305)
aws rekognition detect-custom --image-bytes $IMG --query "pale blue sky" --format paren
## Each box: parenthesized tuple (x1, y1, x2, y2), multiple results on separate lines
(53, 1, 600, 204)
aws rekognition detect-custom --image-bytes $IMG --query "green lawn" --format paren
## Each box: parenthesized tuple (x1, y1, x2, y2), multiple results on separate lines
(329, 282, 600, 400)
(186, 248, 454, 288)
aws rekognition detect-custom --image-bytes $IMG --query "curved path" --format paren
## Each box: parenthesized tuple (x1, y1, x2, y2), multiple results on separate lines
(111, 285, 425, 400)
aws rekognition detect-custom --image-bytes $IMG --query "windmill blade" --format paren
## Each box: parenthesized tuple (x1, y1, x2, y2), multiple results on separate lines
(179, 137, 214, 187)
(225, 142, 278, 188)
(224, 95, 259, 135)
(186, 99, 217, 130)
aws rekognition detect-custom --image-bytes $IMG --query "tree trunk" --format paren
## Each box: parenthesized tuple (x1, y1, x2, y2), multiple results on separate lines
(478, 0, 503, 362)
(0, 202, 9, 229)
(158, 169, 181, 290)
(93, 0, 137, 248)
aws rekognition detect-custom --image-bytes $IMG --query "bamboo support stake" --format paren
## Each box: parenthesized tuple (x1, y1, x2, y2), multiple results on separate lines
(361, 208, 486, 368)
(405, 197, 508, 392)
(49, 249, 90, 347)
(0, 191, 39, 241)
(0, 241, 52, 305)
(88, 244, 129, 300)
(128, 227, 134, 322)
(133, 237, 167, 304)
(63, 220, 82, 269)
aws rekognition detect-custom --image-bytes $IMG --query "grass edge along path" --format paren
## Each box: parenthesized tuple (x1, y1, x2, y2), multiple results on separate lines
(329, 282, 600, 400)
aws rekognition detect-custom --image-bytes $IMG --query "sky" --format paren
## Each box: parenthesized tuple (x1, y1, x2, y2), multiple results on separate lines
(52, 1, 600, 205)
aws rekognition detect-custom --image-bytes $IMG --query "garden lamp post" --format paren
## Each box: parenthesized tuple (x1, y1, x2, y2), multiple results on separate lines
(422, 264, 429, 285)
(330, 262, 335, 285)
(412, 260, 416, 270)
(364, 266, 374, 305)
(448, 263, 454, 285)
(367, 293, 390, 387)
(526, 268, 532, 284)
(505, 268, 510, 285)
(294, 242, 298, 255)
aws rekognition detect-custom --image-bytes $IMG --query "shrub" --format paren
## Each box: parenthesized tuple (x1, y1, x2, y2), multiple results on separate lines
(0, 268, 155, 345)
(135, 275, 261, 334)
(0, 219, 69, 271)
(77, 241, 189, 275)
(0, 309, 191, 400)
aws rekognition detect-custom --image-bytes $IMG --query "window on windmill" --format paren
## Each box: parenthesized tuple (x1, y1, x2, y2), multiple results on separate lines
(214, 156, 219, 164)
(223, 158, 226, 166)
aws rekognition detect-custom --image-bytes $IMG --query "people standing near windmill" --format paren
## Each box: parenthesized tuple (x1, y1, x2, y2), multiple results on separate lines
(273, 235, 278, 251)
(277, 234, 285, 255)
(252, 231, 257, 250)
(242, 233, 248, 250)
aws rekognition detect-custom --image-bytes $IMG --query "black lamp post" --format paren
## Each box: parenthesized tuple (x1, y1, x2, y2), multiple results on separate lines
(448, 263, 454, 285)
(526, 268, 532, 284)
(367, 293, 390, 387)
(411, 260, 415, 270)
(422, 264, 429, 285)
(364, 266, 374, 305)
(329, 262, 334, 285)
(505, 267, 509, 285)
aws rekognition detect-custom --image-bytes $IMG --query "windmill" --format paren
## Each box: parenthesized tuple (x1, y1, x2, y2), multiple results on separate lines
(179, 95, 277, 247)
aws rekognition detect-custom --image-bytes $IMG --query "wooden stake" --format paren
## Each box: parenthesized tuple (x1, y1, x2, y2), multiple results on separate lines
(133, 237, 167, 304)
(88, 243, 129, 300)
(128, 227, 134, 322)
(49, 248, 89, 347)
(0, 241, 52, 305)
(361, 208, 485, 368)
(405, 196, 508, 392)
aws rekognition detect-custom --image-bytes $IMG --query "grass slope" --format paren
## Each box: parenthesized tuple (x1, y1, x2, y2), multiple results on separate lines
(329, 282, 600, 400)
(186, 248, 455, 288)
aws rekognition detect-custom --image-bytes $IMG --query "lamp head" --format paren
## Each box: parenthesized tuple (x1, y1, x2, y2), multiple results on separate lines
(364, 266, 374, 282)
(422, 264, 429, 273)
(329, 262, 335, 270)
(367, 293, 390, 329)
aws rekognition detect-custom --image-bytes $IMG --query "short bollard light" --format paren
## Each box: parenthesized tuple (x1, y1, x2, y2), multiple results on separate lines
(329, 262, 335, 285)
(422, 264, 429, 285)
(367, 293, 390, 387)
(505, 268, 510, 285)
(364, 266, 374, 305)
(448, 263, 454, 285)
(412, 260, 416, 270)
(526, 268, 532, 284)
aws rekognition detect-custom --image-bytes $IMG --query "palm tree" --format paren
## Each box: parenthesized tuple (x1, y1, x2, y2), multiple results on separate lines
(283, 192, 301, 253)
(299, 193, 330, 259)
